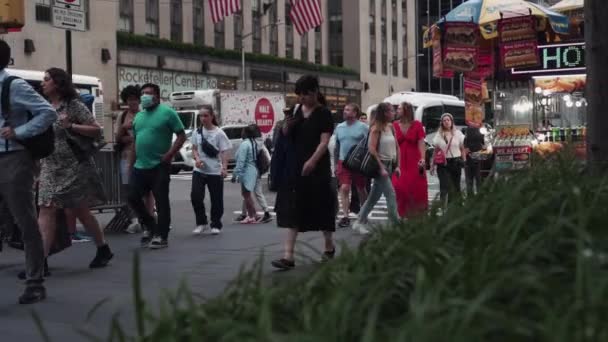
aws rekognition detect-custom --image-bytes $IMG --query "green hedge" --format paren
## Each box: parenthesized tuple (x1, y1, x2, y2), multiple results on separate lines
(80, 153, 608, 341)
(117, 32, 359, 77)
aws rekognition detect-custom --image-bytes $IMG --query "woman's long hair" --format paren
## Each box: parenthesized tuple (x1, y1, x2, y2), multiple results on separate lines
(200, 104, 219, 127)
(372, 102, 392, 132)
(439, 113, 456, 134)
(400, 102, 414, 123)
(45, 67, 79, 102)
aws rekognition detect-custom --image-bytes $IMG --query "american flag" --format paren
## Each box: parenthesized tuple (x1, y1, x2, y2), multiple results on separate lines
(208, 0, 241, 24)
(289, 0, 324, 35)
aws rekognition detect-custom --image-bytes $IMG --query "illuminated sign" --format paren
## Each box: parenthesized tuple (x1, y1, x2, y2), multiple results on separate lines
(511, 42, 585, 75)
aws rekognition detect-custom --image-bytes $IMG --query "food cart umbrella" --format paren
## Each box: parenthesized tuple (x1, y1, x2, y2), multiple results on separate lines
(550, 0, 584, 13)
(437, 0, 570, 39)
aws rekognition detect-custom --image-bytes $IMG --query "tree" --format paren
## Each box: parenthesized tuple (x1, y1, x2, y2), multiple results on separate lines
(586, 0, 608, 170)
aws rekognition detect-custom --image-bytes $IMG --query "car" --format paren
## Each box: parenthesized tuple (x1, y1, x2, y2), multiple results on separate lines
(221, 125, 264, 169)
(171, 130, 194, 174)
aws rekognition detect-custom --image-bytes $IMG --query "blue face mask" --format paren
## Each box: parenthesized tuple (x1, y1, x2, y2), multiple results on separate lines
(140, 94, 155, 109)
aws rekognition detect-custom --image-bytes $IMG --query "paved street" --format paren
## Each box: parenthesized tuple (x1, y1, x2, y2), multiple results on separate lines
(0, 172, 440, 341)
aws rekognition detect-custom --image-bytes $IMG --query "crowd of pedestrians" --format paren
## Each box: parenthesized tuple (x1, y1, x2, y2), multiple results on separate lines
(0, 42, 486, 303)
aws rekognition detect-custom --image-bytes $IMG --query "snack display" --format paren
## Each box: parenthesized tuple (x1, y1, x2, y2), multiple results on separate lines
(534, 76, 586, 93)
(444, 47, 477, 71)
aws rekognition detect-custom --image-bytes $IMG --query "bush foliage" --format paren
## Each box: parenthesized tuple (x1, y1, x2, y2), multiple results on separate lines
(89, 156, 608, 341)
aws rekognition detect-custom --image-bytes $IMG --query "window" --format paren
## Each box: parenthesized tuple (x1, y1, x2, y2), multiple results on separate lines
(286, 2, 294, 58)
(301, 32, 308, 61)
(402, 0, 408, 78)
(35, 0, 52, 22)
(381, 0, 387, 74)
(392, 41, 398, 76)
(421, 106, 444, 134)
(170, 0, 183, 42)
(270, 1, 278, 56)
(215, 22, 225, 49)
(315, 31, 321, 64)
(252, 0, 262, 53)
(369, 0, 376, 73)
(118, 0, 134, 32)
(444, 105, 466, 126)
(329, 0, 343, 67)
(193, 0, 204, 44)
(146, 0, 159, 37)
(234, 12, 243, 50)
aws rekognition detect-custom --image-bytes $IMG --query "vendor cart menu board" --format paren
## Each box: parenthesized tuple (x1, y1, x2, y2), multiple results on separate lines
(443, 23, 478, 72)
(494, 125, 533, 171)
(499, 16, 539, 70)
(498, 16, 536, 43)
(464, 79, 484, 128)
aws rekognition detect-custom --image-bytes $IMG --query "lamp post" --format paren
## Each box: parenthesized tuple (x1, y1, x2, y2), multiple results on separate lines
(241, 21, 283, 89)
(388, 53, 424, 95)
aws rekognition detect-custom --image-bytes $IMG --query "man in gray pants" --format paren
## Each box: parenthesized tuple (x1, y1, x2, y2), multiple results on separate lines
(0, 40, 57, 304)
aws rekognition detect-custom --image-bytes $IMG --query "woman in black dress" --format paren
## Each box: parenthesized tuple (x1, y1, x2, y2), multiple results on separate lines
(272, 75, 336, 270)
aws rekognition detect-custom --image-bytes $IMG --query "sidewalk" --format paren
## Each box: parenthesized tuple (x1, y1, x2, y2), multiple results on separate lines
(0, 212, 361, 341)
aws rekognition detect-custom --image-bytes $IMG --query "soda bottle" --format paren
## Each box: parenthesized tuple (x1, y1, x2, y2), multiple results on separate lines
(571, 127, 578, 142)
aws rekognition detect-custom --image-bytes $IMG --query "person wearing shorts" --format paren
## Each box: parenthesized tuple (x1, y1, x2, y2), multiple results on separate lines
(334, 103, 369, 228)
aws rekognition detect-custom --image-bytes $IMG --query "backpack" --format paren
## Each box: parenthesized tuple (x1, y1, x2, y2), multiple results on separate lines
(1, 76, 55, 159)
(252, 139, 270, 175)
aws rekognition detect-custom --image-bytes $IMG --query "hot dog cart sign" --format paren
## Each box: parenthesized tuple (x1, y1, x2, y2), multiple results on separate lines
(254, 98, 275, 134)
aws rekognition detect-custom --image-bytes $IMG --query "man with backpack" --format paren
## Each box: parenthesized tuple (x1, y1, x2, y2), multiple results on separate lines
(0, 40, 57, 304)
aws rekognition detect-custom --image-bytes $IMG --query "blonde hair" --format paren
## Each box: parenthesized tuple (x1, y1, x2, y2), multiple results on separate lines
(439, 113, 455, 133)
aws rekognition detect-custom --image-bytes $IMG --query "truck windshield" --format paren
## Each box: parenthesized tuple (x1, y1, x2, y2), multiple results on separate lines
(178, 111, 196, 129)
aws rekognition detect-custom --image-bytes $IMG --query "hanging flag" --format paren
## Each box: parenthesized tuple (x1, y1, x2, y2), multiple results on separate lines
(209, 0, 241, 24)
(289, 0, 324, 35)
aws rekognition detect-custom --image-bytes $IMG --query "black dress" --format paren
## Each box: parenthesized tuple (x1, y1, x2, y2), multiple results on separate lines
(275, 106, 336, 232)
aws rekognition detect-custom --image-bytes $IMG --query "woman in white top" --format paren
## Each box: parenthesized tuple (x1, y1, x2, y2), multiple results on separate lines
(430, 113, 466, 205)
(353, 102, 401, 234)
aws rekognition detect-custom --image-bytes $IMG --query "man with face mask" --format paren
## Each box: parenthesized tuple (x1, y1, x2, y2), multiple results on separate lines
(128, 83, 186, 249)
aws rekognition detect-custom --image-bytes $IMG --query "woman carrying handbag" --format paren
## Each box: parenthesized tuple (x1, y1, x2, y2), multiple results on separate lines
(430, 113, 466, 207)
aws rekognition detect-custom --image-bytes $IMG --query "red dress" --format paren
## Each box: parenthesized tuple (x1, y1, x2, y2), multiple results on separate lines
(392, 120, 428, 218)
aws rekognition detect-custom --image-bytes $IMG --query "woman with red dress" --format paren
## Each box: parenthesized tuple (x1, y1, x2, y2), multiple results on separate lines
(392, 102, 428, 218)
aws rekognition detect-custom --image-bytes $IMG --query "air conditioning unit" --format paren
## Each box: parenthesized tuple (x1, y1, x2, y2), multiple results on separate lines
(35, 4, 51, 23)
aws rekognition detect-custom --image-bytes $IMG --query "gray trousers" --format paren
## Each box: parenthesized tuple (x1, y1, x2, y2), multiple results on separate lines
(0, 151, 45, 285)
(241, 177, 269, 213)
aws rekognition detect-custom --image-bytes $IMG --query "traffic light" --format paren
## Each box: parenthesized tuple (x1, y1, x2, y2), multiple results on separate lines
(0, 0, 25, 30)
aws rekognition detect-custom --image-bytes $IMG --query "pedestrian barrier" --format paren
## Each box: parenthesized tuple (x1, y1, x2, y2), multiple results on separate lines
(92, 146, 131, 232)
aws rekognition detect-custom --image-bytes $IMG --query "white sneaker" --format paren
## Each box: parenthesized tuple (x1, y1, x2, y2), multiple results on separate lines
(211, 228, 221, 235)
(126, 221, 141, 234)
(352, 221, 371, 235)
(193, 225, 209, 235)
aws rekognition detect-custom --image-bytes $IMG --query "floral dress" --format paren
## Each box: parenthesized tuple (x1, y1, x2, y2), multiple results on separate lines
(38, 98, 106, 208)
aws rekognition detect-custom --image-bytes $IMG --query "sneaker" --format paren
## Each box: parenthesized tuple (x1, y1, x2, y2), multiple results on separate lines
(148, 236, 168, 249)
(126, 221, 142, 234)
(210, 228, 221, 235)
(321, 249, 336, 262)
(271, 258, 295, 270)
(234, 214, 247, 222)
(18, 285, 46, 305)
(352, 221, 371, 235)
(258, 212, 273, 223)
(89, 244, 114, 268)
(71, 232, 91, 243)
(240, 216, 257, 224)
(338, 217, 351, 228)
(140, 230, 152, 247)
(193, 225, 209, 235)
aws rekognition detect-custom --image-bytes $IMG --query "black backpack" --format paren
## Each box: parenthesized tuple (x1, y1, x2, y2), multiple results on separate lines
(1, 76, 55, 159)
(252, 139, 270, 175)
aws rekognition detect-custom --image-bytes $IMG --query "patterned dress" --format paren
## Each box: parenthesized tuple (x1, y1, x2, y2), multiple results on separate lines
(38, 98, 106, 208)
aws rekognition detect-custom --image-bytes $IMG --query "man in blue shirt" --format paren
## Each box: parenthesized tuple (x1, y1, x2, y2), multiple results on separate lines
(0, 40, 57, 304)
(334, 104, 369, 228)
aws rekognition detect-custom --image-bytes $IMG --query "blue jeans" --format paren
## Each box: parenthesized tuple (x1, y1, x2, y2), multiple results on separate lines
(358, 161, 399, 225)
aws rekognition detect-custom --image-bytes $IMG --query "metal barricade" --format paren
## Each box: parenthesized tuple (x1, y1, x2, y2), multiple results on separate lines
(92, 146, 125, 211)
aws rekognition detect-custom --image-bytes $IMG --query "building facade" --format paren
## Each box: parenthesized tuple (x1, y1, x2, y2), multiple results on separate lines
(5, 0, 419, 135)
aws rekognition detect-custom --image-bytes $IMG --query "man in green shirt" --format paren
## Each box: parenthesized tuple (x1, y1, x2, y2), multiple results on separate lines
(128, 83, 186, 249)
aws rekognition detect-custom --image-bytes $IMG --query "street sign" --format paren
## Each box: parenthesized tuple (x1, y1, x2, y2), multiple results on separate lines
(55, 0, 82, 9)
(52, 6, 86, 31)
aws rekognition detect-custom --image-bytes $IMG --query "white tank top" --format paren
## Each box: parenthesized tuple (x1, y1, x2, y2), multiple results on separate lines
(370, 128, 396, 161)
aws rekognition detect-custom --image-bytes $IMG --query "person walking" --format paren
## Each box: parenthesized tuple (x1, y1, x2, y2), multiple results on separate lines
(232, 125, 260, 224)
(271, 75, 336, 270)
(128, 83, 186, 248)
(463, 126, 485, 196)
(353, 102, 401, 234)
(0, 41, 56, 304)
(36, 67, 113, 269)
(115, 85, 155, 233)
(234, 125, 272, 223)
(334, 103, 369, 227)
(430, 113, 466, 206)
(191, 105, 231, 235)
(392, 102, 428, 218)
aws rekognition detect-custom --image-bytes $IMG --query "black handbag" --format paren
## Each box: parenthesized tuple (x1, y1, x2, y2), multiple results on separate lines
(343, 132, 380, 178)
(197, 128, 219, 158)
(65, 130, 105, 162)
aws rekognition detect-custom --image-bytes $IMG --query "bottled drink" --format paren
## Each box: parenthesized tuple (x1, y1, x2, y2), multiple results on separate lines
(571, 127, 578, 142)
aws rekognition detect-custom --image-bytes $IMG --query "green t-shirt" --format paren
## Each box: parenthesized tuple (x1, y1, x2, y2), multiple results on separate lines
(133, 104, 185, 169)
